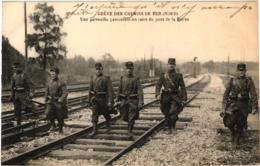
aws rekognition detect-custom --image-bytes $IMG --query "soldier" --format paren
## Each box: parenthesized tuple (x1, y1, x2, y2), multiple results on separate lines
(117, 61, 144, 138)
(221, 63, 258, 145)
(45, 67, 68, 133)
(10, 62, 36, 126)
(156, 58, 187, 134)
(89, 63, 114, 136)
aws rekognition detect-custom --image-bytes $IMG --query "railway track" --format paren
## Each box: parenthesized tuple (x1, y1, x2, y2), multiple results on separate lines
(1, 78, 160, 103)
(2, 74, 209, 165)
(2, 75, 189, 133)
(1, 79, 161, 146)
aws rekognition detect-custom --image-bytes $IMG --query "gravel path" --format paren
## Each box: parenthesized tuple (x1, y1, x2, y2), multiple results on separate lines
(114, 74, 260, 166)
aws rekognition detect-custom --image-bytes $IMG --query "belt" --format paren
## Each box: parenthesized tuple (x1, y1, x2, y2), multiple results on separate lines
(14, 87, 26, 92)
(119, 94, 138, 99)
(162, 89, 179, 95)
(90, 91, 107, 95)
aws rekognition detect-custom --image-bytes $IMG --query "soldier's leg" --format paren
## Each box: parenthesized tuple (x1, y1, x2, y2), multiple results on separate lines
(90, 105, 99, 136)
(128, 102, 139, 138)
(55, 104, 64, 134)
(103, 113, 111, 132)
(235, 112, 247, 145)
(160, 94, 172, 132)
(224, 113, 236, 143)
(14, 99, 22, 125)
(46, 104, 56, 130)
(170, 101, 180, 131)
(57, 118, 64, 133)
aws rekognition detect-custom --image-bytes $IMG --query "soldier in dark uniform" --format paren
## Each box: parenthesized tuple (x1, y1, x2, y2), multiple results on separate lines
(10, 62, 36, 126)
(221, 63, 258, 145)
(89, 63, 114, 136)
(156, 58, 187, 134)
(45, 67, 68, 133)
(117, 62, 144, 138)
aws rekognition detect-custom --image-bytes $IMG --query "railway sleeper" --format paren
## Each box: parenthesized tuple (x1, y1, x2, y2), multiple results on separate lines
(47, 149, 115, 161)
(109, 124, 151, 130)
(91, 134, 139, 141)
(75, 139, 131, 147)
(2, 123, 51, 146)
(64, 143, 124, 152)
(97, 129, 146, 135)
(2, 121, 14, 130)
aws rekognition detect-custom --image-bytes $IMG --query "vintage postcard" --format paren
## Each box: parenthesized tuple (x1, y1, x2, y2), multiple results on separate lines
(1, 1, 259, 165)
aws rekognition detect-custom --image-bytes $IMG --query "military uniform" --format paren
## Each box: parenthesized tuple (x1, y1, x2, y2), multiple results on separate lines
(117, 62, 144, 137)
(45, 67, 68, 133)
(89, 63, 114, 136)
(222, 63, 258, 144)
(156, 58, 187, 134)
(10, 62, 36, 125)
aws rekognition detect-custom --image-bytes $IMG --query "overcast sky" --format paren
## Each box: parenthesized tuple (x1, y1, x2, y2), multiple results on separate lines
(2, 1, 258, 63)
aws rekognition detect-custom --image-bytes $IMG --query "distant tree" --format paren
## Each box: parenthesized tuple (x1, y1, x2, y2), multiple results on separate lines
(203, 60, 215, 73)
(27, 3, 67, 70)
(87, 57, 95, 68)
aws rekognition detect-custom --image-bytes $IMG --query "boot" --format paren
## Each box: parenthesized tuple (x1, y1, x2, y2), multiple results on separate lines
(58, 119, 64, 134)
(234, 132, 240, 145)
(172, 120, 177, 134)
(106, 120, 111, 132)
(49, 120, 56, 131)
(17, 118, 21, 126)
(128, 123, 134, 139)
(168, 120, 173, 134)
(89, 122, 97, 137)
(230, 129, 235, 143)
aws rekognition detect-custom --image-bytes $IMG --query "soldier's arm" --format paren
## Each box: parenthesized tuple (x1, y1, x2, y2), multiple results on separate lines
(155, 74, 163, 97)
(107, 76, 114, 105)
(89, 76, 94, 103)
(44, 84, 49, 103)
(117, 76, 123, 101)
(248, 77, 258, 110)
(137, 78, 144, 106)
(10, 76, 15, 99)
(179, 74, 187, 101)
(25, 73, 35, 96)
(222, 78, 232, 109)
(59, 82, 68, 102)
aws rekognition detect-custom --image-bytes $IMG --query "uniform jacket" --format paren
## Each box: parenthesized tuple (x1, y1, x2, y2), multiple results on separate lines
(223, 75, 258, 112)
(45, 77, 68, 104)
(117, 75, 144, 106)
(89, 74, 113, 104)
(11, 72, 34, 98)
(156, 70, 187, 101)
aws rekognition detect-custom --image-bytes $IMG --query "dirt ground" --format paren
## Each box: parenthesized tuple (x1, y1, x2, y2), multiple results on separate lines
(114, 74, 260, 166)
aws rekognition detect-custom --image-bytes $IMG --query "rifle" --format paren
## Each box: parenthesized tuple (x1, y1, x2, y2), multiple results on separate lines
(30, 100, 45, 107)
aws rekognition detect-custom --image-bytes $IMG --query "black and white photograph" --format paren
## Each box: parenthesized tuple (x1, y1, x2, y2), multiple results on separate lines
(1, 1, 259, 165)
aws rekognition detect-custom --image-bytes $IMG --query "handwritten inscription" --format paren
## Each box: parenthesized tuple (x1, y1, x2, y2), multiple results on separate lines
(64, 2, 253, 22)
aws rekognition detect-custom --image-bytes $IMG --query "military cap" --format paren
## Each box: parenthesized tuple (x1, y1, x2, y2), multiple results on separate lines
(237, 63, 246, 71)
(168, 58, 176, 65)
(95, 62, 103, 69)
(50, 67, 59, 74)
(125, 61, 134, 69)
(13, 62, 21, 67)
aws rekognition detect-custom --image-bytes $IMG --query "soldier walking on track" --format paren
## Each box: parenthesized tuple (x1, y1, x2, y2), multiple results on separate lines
(10, 62, 36, 126)
(45, 67, 68, 133)
(156, 58, 187, 134)
(89, 63, 114, 136)
(117, 61, 144, 138)
(221, 63, 258, 145)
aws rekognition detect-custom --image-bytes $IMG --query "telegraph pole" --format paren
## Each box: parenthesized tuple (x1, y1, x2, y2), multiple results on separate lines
(24, 2, 28, 70)
(227, 56, 230, 77)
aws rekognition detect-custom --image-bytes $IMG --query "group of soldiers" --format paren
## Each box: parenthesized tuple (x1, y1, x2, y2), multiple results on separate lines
(9, 59, 258, 144)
